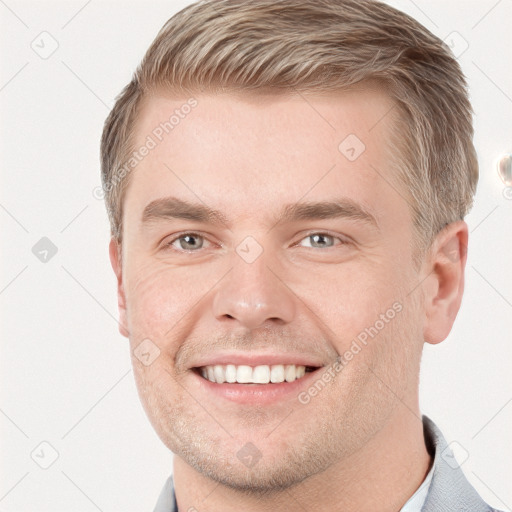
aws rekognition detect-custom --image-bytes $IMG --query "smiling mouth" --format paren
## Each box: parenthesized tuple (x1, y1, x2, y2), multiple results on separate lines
(195, 364, 320, 384)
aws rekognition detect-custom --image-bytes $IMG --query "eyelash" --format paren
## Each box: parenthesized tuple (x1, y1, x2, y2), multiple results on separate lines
(163, 232, 210, 252)
(162, 231, 349, 252)
(297, 232, 349, 249)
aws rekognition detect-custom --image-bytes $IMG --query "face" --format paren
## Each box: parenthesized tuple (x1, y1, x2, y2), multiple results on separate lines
(113, 88, 428, 491)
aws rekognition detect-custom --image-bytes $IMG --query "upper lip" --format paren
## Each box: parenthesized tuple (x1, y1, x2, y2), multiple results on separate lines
(189, 351, 326, 369)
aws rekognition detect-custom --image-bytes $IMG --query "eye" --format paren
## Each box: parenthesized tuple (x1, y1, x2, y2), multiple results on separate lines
(298, 232, 346, 249)
(164, 232, 209, 251)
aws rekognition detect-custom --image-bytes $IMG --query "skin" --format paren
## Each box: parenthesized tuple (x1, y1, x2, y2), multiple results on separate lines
(109, 87, 468, 511)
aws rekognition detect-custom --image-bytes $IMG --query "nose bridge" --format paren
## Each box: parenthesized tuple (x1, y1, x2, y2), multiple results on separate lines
(211, 245, 296, 329)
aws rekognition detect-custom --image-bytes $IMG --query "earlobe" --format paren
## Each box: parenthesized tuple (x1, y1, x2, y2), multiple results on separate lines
(423, 221, 468, 345)
(109, 238, 130, 338)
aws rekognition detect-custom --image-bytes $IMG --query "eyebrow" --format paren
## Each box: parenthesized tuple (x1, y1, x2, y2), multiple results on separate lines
(277, 199, 379, 229)
(142, 197, 229, 226)
(141, 196, 379, 230)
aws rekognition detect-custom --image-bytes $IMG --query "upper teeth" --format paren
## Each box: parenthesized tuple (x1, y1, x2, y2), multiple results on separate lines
(200, 364, 307, 384)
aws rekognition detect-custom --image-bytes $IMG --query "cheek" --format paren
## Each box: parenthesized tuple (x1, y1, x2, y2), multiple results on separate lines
(126, 263, 176, 336)
(124, 259, 224, 347)
(290, 258, 402, 345)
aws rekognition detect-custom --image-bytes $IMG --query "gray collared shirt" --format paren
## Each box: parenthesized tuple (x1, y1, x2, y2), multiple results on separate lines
(153, 415, 502, 512)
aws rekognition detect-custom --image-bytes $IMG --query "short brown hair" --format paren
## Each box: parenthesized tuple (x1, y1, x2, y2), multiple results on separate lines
(101, 0, 478, 256)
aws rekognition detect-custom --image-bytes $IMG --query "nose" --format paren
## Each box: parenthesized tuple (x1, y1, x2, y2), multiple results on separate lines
(211, 250, 296, 330)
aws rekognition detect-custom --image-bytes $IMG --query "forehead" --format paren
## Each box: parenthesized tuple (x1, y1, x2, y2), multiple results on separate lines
(124, 87, 408, 232)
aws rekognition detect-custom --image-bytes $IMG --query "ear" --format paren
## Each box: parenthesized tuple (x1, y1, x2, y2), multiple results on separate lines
(109, 238, 130, 338)
(422, 221, 468, 345)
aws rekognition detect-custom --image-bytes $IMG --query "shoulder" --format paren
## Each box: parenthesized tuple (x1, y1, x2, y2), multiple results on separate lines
(153, 475, 177, 512)
(421, 416, 504, 512)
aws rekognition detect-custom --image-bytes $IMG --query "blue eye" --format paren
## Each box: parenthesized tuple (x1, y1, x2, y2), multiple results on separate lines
(299, 233, 343, 248)
(168, 233, 206, 251)
(162, 231, 347, 253)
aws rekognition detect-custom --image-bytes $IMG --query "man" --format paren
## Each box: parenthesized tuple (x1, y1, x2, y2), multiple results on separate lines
(100, 0, 501, 510)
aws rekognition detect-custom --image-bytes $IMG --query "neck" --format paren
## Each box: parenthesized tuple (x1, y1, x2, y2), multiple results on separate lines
(173, 406, 432, 512)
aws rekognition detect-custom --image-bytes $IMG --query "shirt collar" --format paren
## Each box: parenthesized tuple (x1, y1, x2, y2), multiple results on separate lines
(399, 455, 434, 512)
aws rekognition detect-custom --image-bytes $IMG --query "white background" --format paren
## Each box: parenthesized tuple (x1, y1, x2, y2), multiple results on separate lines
(1, 1, 511, 510)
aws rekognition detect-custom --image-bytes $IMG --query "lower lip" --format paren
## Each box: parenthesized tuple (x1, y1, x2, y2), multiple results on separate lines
(191, 368, 322, 405)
